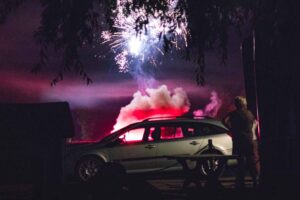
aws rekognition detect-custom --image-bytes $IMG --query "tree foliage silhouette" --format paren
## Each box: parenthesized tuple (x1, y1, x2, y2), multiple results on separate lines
(0, 0, 284, 85)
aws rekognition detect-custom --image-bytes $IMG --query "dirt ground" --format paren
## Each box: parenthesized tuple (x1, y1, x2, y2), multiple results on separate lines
(1, 168, 299, 200)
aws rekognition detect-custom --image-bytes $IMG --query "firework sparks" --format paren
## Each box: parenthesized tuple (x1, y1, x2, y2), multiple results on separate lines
(100, 0, 189, 72)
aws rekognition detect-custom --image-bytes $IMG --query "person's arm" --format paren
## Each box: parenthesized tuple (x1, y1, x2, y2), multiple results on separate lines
(222, 114, 231, 129)
(222, 113, 232, 137)
(248, 110, 259, 140)
(253, 119, 258, 129)
(222, 114, 233, 137)
(252, 119, 259, 140)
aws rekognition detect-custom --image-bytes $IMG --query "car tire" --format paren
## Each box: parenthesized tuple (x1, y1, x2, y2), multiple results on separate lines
(198, 150, 225, 177)
(75, 155, 104, 182)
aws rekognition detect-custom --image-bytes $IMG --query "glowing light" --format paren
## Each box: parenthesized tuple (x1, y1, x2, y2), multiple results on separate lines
(100, 0, 189, 71)
(128, 37, 143, 56)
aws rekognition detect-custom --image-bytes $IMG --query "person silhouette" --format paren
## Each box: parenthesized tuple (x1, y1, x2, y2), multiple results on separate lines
(223, 96, 260, 188)
(151, 127, 161, 141)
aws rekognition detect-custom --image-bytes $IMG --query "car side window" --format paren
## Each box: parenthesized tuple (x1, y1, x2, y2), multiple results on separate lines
(161, 126, 184, 139)
(118, 127, 145, 144)
(182, 126, 198, 137)
(148, 127, 160, 141)
(194, 123, 226, 136)
(148, 126, 184, 141)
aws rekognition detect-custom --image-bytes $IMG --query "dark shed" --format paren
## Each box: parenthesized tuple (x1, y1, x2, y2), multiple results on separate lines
(0, 102, 74, 199)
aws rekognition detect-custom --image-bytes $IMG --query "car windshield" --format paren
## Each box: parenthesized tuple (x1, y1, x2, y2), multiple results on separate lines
(99, 132, 119, 143)
(99, 123, 139, 144)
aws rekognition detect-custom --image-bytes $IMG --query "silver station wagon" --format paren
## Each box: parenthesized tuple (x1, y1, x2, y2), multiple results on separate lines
(64, 117, 233, 182)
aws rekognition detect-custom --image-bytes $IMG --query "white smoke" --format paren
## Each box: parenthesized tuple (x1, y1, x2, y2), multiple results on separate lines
(112, 85, 190, 132)
(193, 91, 222, 117)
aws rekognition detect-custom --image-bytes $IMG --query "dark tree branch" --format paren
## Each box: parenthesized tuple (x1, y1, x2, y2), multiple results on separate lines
(0, 0, 26, 24)
(0, 0, 258, 85)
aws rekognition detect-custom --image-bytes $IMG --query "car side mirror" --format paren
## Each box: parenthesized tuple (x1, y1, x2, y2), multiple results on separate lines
(116, 137, 126, 145)
(107, 137, 125, 147)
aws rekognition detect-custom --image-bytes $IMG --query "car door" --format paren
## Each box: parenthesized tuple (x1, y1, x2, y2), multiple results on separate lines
(150, 123, 205, 170)
(106, 126, 158, 173)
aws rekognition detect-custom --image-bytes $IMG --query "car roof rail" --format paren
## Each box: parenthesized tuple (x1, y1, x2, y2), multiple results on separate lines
(142, 116, 179, 122)
(142, 115, 213, 122)
(193, 115, 214, 119)
(180, 115, 214, 120)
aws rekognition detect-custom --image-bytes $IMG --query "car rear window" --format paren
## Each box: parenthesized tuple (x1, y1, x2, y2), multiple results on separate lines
(148, 126, 184, 141)
(194, 123, 227, 136)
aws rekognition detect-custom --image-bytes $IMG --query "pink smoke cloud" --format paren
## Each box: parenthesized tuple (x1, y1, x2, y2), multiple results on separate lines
(112, 85, 191, 132)
(193, 91, 222, 117)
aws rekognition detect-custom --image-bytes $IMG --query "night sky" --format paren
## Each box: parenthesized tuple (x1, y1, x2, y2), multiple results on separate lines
(0, 1, 246, 141)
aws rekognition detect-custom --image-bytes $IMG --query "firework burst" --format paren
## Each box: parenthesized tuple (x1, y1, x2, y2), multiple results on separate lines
(100, 0, 189, 72)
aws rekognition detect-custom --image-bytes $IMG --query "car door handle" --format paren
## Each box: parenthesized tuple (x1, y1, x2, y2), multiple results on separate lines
(145, 144, 156, 149)
(189, 141, 199, 145)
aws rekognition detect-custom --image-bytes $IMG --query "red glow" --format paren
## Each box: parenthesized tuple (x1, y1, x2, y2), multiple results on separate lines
(131, 108, 186, 120)
(67, 139, 98, 144)
(112, 110, 185, 133)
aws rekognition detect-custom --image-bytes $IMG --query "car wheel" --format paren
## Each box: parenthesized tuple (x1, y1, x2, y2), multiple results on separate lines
(198, 150, 225, 177)
(76, 156, 104, 182)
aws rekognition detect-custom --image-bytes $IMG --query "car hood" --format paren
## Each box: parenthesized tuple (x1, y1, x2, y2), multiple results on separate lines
(65, 141, 105, 155)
